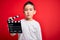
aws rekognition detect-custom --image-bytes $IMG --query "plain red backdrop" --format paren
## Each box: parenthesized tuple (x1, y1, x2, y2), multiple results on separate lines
(0, 0, 60, 40)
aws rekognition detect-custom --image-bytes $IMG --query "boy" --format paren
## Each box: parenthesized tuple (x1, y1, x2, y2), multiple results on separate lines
(10, 1, 42, 40)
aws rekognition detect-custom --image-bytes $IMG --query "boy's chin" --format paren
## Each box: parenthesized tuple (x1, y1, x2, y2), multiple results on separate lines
(25, 17, 32, 20)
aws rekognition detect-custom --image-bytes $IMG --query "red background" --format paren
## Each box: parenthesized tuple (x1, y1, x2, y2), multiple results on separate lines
(0, 0, 60, 40)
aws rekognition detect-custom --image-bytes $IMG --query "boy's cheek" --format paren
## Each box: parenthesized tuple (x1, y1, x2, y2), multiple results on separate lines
(24, 11, 27, 13)
(24, 12, 27, 15)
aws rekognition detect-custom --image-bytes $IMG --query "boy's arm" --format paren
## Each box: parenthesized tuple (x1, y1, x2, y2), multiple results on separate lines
(36, 23, 42, 40)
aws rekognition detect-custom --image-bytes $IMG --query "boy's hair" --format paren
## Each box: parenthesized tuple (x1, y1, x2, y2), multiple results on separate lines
(23, 1, 35, 10)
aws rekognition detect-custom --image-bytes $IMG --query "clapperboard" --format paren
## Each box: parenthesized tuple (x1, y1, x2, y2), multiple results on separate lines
(7, 15, 22, 33)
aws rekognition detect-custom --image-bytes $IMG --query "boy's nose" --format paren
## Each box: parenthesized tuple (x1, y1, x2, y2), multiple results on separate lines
(27, 10, 30, 14)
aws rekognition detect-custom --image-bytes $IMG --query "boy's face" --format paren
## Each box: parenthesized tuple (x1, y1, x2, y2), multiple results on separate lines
(24, 4, 36, 19)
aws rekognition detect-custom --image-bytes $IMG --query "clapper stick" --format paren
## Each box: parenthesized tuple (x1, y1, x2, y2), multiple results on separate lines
(7, 15, 22, 33)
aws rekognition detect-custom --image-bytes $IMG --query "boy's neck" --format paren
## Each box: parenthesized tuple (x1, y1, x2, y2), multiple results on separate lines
(25, 18, 33, 21)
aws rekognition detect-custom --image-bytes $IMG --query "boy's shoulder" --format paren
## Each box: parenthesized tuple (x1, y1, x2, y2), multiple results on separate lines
(20, 19, 40, 24)
(33, 19, 40, 25)
(20, 19, 25, 21)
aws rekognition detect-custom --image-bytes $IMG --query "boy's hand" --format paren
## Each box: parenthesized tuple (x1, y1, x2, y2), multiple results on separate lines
(10, 33, 17, 36)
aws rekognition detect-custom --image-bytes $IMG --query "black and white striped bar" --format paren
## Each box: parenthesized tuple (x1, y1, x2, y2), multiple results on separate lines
(8, 15, 19, 21)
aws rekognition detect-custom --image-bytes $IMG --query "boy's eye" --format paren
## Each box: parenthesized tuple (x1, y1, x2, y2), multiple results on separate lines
(30, 9, 32, 11)
(24, 8, 34, 11)
(24, 9, 28, 11)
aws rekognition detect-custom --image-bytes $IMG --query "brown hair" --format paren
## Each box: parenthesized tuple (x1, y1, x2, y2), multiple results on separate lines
(23, 1, 35, 10)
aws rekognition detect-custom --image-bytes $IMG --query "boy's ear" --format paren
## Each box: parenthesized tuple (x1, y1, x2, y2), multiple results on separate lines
(34, 10, 36, 15)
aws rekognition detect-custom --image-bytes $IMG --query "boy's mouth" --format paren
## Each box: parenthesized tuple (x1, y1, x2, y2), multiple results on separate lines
(27, 15, 30, 16)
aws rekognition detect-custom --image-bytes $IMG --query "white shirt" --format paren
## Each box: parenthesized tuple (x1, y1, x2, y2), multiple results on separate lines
(18, 19, 42, 40)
